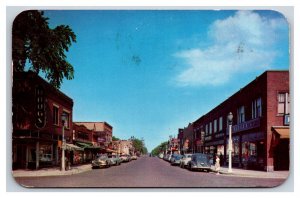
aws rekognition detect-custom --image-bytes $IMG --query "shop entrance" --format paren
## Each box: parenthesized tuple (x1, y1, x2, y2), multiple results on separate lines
(13, 144, 27, 170)
(274, 139, 289, 170)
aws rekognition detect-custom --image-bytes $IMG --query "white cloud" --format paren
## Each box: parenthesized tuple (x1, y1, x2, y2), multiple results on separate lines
(174, 11, 287, 86)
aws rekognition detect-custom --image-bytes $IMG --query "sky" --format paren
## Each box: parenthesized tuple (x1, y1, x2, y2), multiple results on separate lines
(42, 10, 289, 151)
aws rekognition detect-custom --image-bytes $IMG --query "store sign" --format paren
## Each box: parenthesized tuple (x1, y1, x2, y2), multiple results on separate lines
(232, 118, 260, 133)
(97, 137, 106, 142)
(205, 136, 212, 141)
(214, 133, 224, 139)
(284, 114, 290, 126)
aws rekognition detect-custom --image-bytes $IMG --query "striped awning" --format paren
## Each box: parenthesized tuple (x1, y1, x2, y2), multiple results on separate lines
(65, 143, 84, 151)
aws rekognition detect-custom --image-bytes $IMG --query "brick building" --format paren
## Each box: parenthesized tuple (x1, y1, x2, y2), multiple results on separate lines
(73, 122, 113, 149)
(12, 71, 74, 169)
(192, 70, 289, 171)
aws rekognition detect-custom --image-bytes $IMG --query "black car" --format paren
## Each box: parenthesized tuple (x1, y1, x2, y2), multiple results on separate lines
(187, 153, 211, 172)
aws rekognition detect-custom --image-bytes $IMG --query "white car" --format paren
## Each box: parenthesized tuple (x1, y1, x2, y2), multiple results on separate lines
(179, 154, 192, 168)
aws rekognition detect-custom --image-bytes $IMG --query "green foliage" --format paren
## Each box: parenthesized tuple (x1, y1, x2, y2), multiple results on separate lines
(151, 141, 168, 156)
(12, 10, 77, 89)
(112, 136, 120, 141)
(132, 137, 148, 154)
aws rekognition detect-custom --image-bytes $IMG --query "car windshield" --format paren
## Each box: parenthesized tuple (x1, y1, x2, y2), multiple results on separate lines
(98, 156, 107, 160)
(195, 155, 208, 160)
(175, 155, 182, 160)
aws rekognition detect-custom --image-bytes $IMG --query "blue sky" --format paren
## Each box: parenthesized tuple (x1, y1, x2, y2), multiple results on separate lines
(43, 10, 289, 151)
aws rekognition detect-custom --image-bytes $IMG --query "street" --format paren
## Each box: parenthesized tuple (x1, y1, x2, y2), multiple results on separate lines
(14, 156, 286, 188)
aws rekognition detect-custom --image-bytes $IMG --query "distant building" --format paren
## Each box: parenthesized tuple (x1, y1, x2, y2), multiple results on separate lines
(112, 140, 133, 155)
(12, 71, 74, 170)
(193, 70, 289, 171)
(74, 122, 113, 148)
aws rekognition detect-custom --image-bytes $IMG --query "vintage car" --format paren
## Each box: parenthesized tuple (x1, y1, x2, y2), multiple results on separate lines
(170, 154, 182, 166)
(108, 154, 122, 166)
(187, 153, 211, 172)
(179, 153, 192, 168)
(91, 155, 111, 168)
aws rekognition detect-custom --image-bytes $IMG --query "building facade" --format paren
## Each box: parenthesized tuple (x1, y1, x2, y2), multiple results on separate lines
(182, 123, 194, 154)
(112, 140, 133, 155)
(13, 72, 74, 170)
(192, 70, 289, 171)
(74, 122, 113, 149)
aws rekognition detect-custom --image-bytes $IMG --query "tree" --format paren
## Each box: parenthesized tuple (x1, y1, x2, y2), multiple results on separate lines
(12, 10, 77, 89)
(131, 137, 148, 155)
(112, 136, 120, 141)
(151, 141, 168, 156)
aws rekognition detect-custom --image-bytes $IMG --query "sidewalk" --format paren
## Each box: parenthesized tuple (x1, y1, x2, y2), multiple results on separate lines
(210, 165, 289, 179)
(12, 164, 92, 178)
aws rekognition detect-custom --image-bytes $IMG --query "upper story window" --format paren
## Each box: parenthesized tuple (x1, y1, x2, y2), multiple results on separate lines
(219, 116, 223, 131)
(62, 111, 70, 129)
(237, 106, 245, 124)
(205, 124, 208, 136)
(53, 105, 59, 125)
(214, 119, 217, 133)
(209, 122, 212, 135)
(278, 92, 290, 115)
(252, 97, 262, 119)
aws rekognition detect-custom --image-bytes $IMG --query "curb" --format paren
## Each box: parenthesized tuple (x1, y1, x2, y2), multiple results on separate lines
(12, 167, 92, 178)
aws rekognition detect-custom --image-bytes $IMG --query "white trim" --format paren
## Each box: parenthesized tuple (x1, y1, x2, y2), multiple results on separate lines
(63, 109, 71, 113)
(53, 103, 60, 108)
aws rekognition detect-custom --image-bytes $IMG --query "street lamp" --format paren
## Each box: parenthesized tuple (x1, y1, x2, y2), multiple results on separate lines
(227, 112, 233, 173)
(61, 112, 67, 171)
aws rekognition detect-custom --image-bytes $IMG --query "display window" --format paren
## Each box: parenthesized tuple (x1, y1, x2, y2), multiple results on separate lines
(39, 144, 53, 162)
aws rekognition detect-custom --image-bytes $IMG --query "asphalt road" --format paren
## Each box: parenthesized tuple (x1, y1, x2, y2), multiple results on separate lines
(14, 156, 286, 188)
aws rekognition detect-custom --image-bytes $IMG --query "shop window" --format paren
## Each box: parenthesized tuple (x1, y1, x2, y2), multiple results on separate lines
(39, 144, 53, 162)
(278, 93, 290, 115)
(214, 119, 217, 133)
(237, 106, 245, 124)
(219, 116, 223, 131)
(242, 142, 257, 161)
(252, 97, 262, 119)
(53, 105, 59, 125)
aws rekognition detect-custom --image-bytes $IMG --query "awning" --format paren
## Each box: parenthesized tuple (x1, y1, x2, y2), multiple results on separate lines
(106, 148, 118, 153)
(75, 141, 103, 149)
(272, 127, 290, 139)
(65, 143, 84, 151)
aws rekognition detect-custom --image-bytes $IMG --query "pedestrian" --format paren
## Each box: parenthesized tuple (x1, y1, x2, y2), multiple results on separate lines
(215, 155, 220, 175)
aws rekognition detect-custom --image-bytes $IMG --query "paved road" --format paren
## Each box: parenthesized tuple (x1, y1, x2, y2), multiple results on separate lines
(15, 156, 286, 188)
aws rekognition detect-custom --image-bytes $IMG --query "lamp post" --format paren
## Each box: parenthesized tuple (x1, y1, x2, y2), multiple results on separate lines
(227, 112, 233, 173)
(61, 113, 67, 171)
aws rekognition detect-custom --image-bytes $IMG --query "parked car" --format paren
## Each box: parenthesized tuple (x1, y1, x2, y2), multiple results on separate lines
(170, 154, 182, 166)
(163, 154, 169, 161)
(120, 154, 131, 162)
(91, 155, 111, 168)
(131, 155, 138, 160)
(108, 154, 122, 166)
(187, 153, 211, 172)
(158, 153, 164, 159)
(179, 153, 192, 168)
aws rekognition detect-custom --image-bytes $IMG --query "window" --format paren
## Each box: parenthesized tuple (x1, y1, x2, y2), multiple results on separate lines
(278, 93, 289, 115)
(205, 124, 208, 136)
(237, 106, 245, 124)
(209, 122, 212, 134)
(214, 119, 217, 133)
(219, 116, 223, 131)
(62, 111, 70, 128)
(252, 97, 262, 119)
(53, 106, 59, 125)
